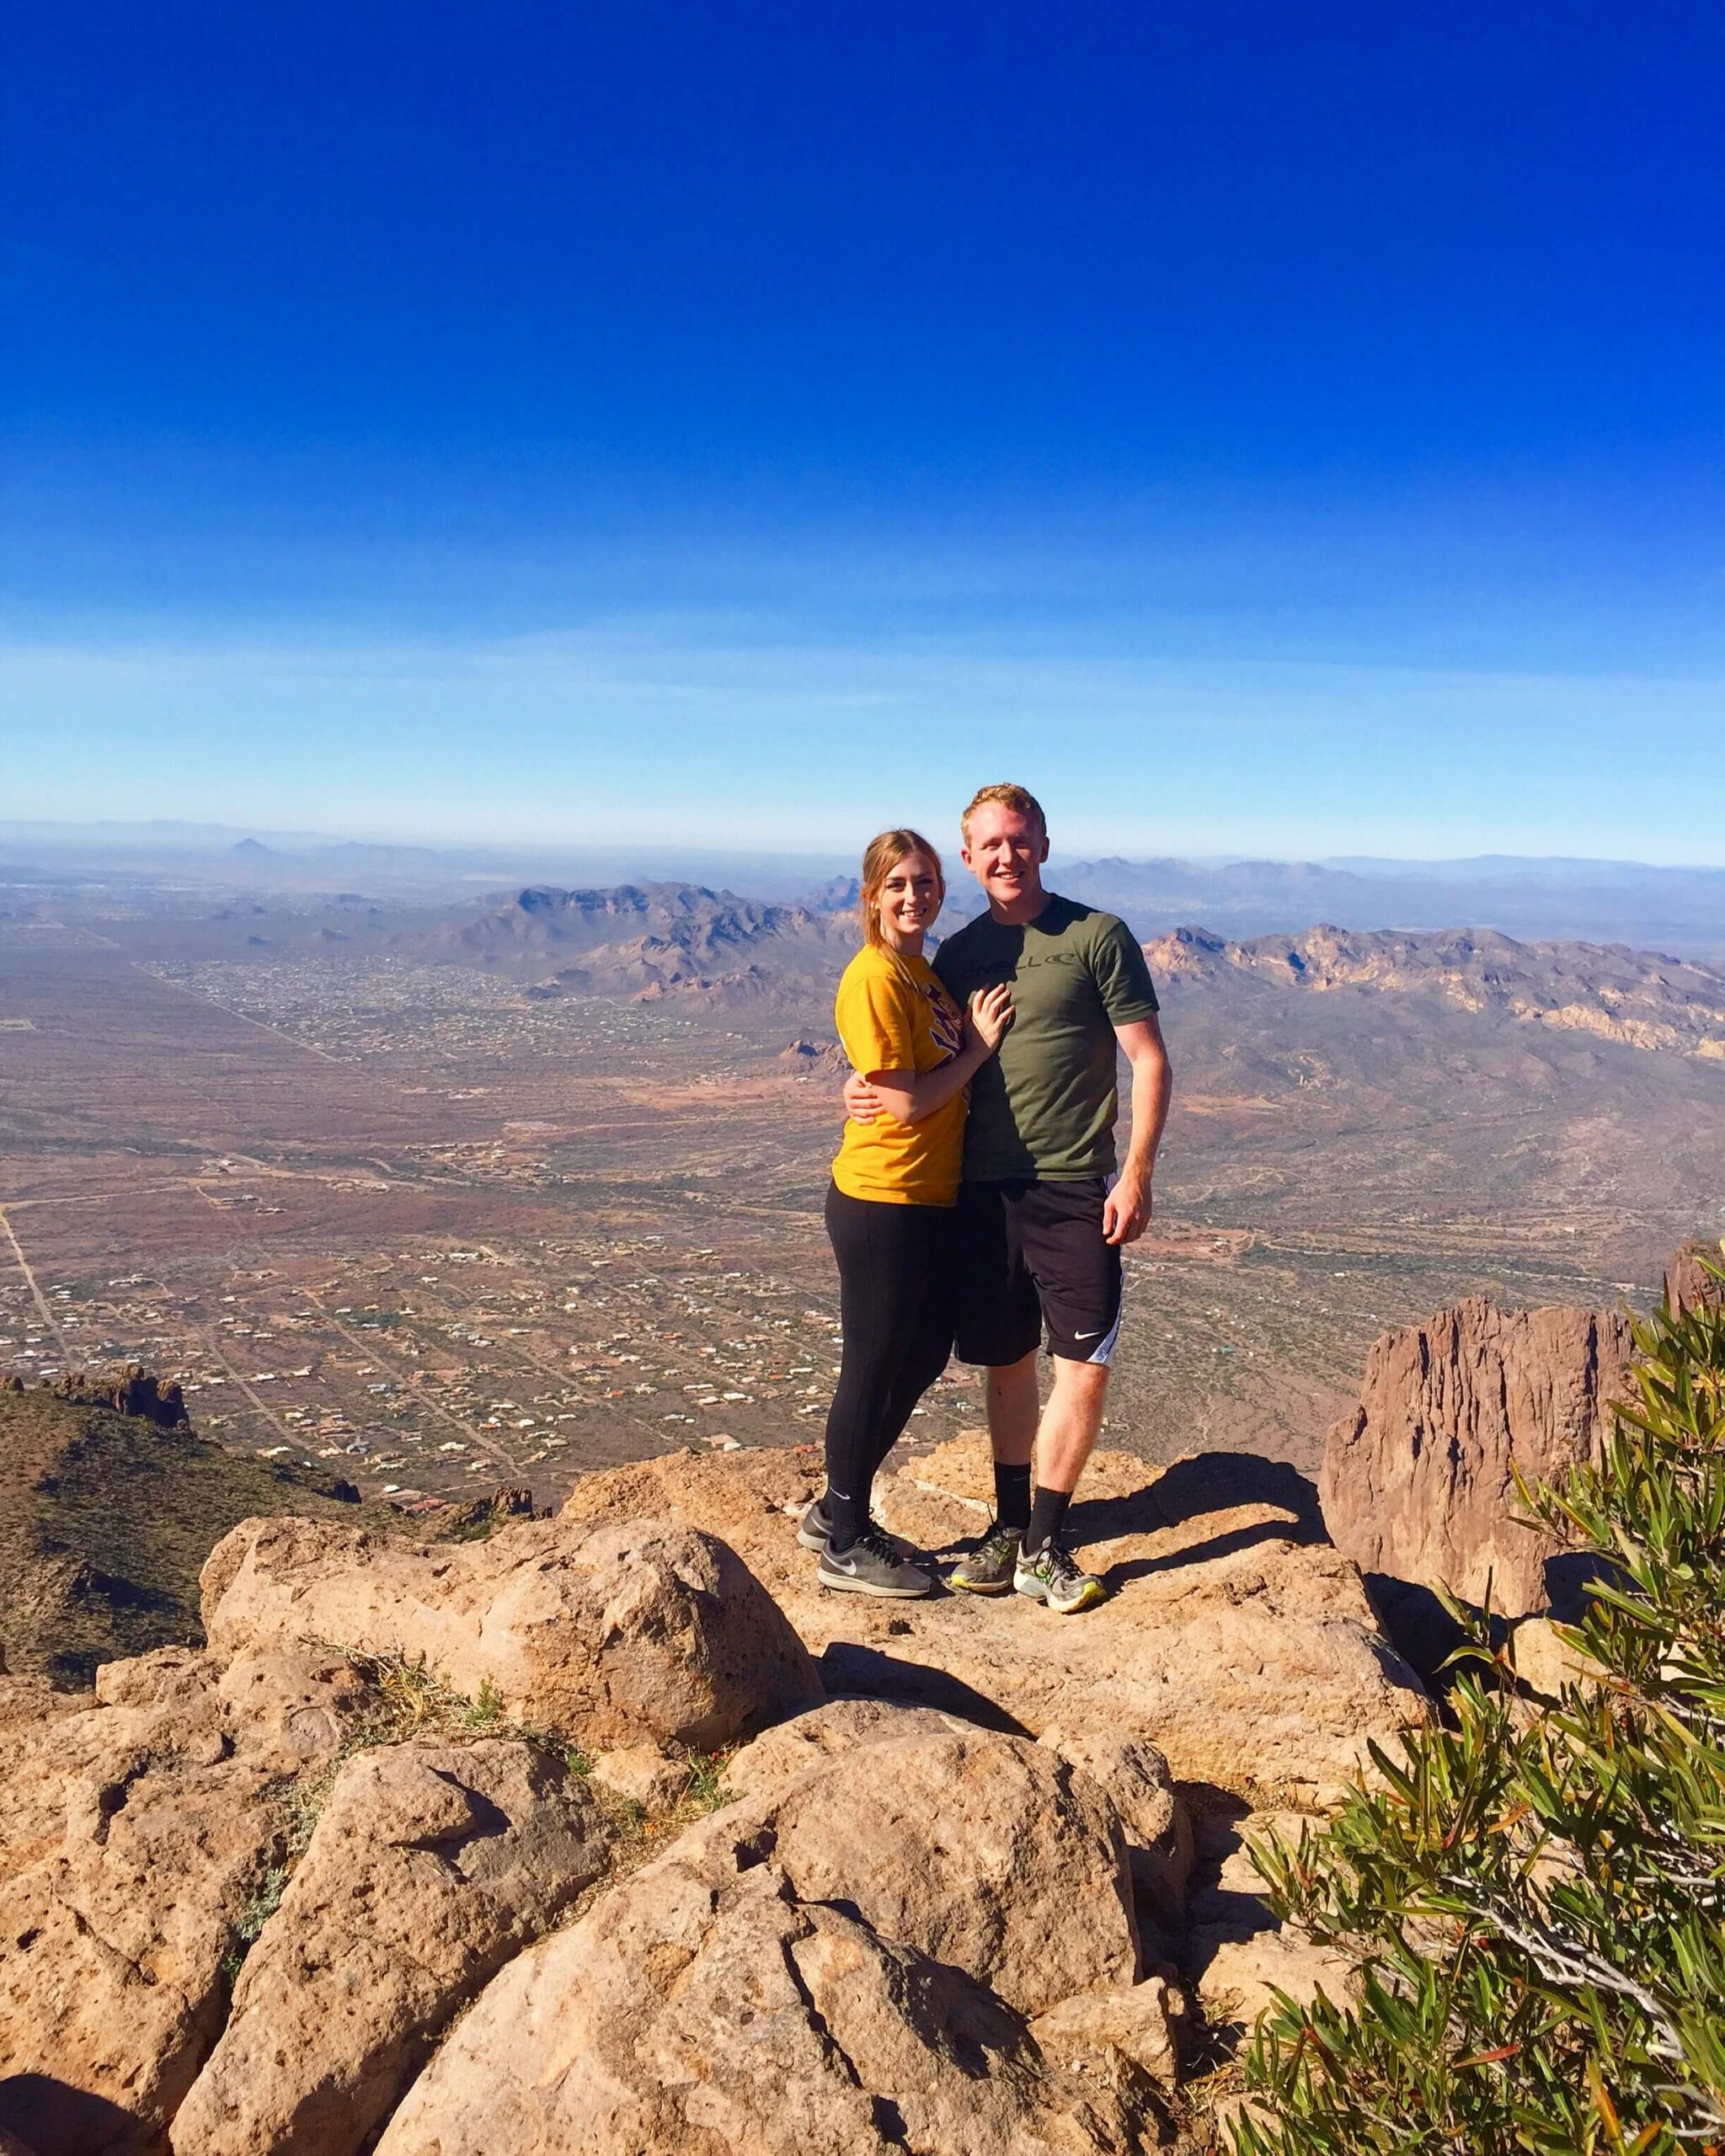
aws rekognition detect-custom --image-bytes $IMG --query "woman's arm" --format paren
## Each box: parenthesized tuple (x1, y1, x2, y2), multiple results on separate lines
(861, 984, 1012, 1125)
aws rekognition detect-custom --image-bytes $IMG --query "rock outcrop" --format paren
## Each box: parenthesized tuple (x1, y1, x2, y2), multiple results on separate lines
(201, 1509, 820, 1750)
(1319, 1297, 1635, 1624)
(169, 1740, 612, 2156)
(0, 1415, 1447, 2153)
(562, 1433, 1428, 1808)
(375, 1723, 1171, 2156)
(776, 1038, 852, 1078)
(43, 1364, 188, 1429)
(0, 1379, 385, 1689)
(0, 1646, 383, 2156)
(1666, 1236, 1725, 1315)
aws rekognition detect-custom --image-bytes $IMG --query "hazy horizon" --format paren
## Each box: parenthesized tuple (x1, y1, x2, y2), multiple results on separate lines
(8, 814, 1725, 883)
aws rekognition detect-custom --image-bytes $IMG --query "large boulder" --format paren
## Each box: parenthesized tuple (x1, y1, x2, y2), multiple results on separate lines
(201, 1509, 820, 1750)
(170, 1740, 612, 2156)
(1319, 1297, 1635, 1621)
(737, 1725, 1140, 2015)
(724, 1696, 980, 1799)
(0, 1647, 380, 2156)
(728, 1699, 1192, 1929)
(1036, 1724, 1193, 1925)
(376, 1726, 1167, 2155)
(561, 1435, 1427, 1808)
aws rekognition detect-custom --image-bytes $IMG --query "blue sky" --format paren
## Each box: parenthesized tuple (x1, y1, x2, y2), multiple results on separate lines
(3, 3, 1722, 860)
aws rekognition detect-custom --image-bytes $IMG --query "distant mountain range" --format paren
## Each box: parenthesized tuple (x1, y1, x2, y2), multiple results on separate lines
(400, 883, 1725, 1060)
(1043, 857, 1725, 959)
(1143, 924, 1725, 1061)
(10, 810, 1725, 965)
(399, 883, 854, 1006)
(3, 821, 1722, 960)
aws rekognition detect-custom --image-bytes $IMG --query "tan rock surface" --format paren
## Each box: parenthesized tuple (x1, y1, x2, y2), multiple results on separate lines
(751, 1726, 1140, 2015)
(590, 1739, 692, 1811)
(170, 1739, 612, 2156)
(0, 1646, 378, 2156)
(1038, 1725, 1193, 1923)
(377, 1726, 1166, 2155)
(1507, 1614, 1606, 1701)
(729, 1696, 1194, 1933)
(201, 1508, 820, 1749)
(562, 1434, 1427, 1806)
(1031, 1977, 1183, 2092)
(724, 1695, 989, 1800)
(1185, 1810, 1356, 2036)
(1320, 1298, 1634, 1618)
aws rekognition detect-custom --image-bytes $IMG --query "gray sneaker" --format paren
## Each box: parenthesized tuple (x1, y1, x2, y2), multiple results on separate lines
(949, 1521, 1023, 1595)
(799, 1495, 918, 1558)
(1014, 1536, 1107, 1614)
(818, 1527, 934, 1598)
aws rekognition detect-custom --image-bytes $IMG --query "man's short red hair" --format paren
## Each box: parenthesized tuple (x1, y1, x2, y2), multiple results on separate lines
(961, 782, 1047, 843)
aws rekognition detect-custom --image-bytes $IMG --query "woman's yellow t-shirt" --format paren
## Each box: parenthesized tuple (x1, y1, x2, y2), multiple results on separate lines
(830, 946, 968, 1206)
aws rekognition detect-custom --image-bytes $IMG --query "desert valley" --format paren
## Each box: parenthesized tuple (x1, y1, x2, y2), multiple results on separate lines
(3, 846, 1722, 1528)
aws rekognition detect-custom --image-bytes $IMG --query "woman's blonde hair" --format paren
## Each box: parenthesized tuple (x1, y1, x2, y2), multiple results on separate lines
(857, 828, 944, 953)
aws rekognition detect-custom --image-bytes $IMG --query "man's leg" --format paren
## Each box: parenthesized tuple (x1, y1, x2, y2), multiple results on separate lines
(951, 1180, 1042, 1539)
(1022, 1357, 1109, 1564)
(1033, 1356, 1110, 1492)
(1012, 1180, 1120, 1608)
(985, 1350, 1039, 1466)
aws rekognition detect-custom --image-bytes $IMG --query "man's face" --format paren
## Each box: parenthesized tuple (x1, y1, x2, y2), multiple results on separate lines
(959, 803, 1049, 914)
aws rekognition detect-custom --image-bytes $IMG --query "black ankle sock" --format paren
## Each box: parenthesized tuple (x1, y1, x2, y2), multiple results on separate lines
(825, 1484, 865, 1555)
(994, 1461, 1032, 1533)
(1023, 1485, 1071, 1556)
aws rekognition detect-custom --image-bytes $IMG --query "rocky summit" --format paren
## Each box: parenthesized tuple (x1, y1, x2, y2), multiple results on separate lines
(13, 1251, 1717, 2154)
(563, 1433, 1427, 1810)
(0, 1419, 1429, 2156)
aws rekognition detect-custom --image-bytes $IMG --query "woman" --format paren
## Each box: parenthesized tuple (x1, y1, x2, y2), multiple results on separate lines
(802, 828, 1012, 1596)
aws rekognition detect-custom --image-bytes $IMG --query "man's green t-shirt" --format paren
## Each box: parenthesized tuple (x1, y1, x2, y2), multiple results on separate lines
(932, 894, 1160, 1182)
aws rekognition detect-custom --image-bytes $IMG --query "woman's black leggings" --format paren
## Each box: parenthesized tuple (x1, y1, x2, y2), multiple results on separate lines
(822, 1181, 955, 1551)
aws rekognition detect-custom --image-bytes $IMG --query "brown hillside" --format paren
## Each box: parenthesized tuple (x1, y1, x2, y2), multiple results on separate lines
(0, 1376, 375, 1688)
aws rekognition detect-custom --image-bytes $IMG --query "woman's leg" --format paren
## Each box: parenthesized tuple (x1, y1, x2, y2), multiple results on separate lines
(822, 1184, 934, 1552)
(865, 1212, 956, 1485)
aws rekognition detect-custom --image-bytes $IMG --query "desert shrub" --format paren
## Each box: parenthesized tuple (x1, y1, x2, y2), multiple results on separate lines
(1231, 1259, 1725, 2155)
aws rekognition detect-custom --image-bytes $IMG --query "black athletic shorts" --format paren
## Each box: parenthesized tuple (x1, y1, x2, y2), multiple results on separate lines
(952, 1177, 1123, 1369)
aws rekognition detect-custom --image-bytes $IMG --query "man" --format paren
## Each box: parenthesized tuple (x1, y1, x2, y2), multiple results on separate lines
(845, 782, 1172, 1613)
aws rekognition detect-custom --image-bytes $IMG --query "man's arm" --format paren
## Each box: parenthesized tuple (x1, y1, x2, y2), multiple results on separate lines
(1102, 1013, 1172, 1246)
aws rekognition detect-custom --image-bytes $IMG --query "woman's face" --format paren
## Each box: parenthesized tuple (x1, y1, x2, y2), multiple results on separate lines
(875, 851, 943, 943)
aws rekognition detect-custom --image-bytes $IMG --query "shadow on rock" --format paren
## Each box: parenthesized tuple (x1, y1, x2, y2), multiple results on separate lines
(1140, 1454, 1325, 1539)
(1367, 1552, 1624, 1692)
(1360, 1574, 1505, 1689)
(818, 1644, 1033, 1735)
(1543, 1550, 1623, 1625)
(0, 2073, 138, 2156)
(1076, 1454, 1326, 1592)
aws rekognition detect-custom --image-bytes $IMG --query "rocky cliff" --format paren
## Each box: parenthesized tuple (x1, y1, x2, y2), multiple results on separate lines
(18, 1246, 1713, 2155)
(1319, 1297, 1635, 1631)
(1666, 1235, 1725, 1315)
(1316, 1252, 1720, 1673)
(0, 1429, 1424, 2156)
